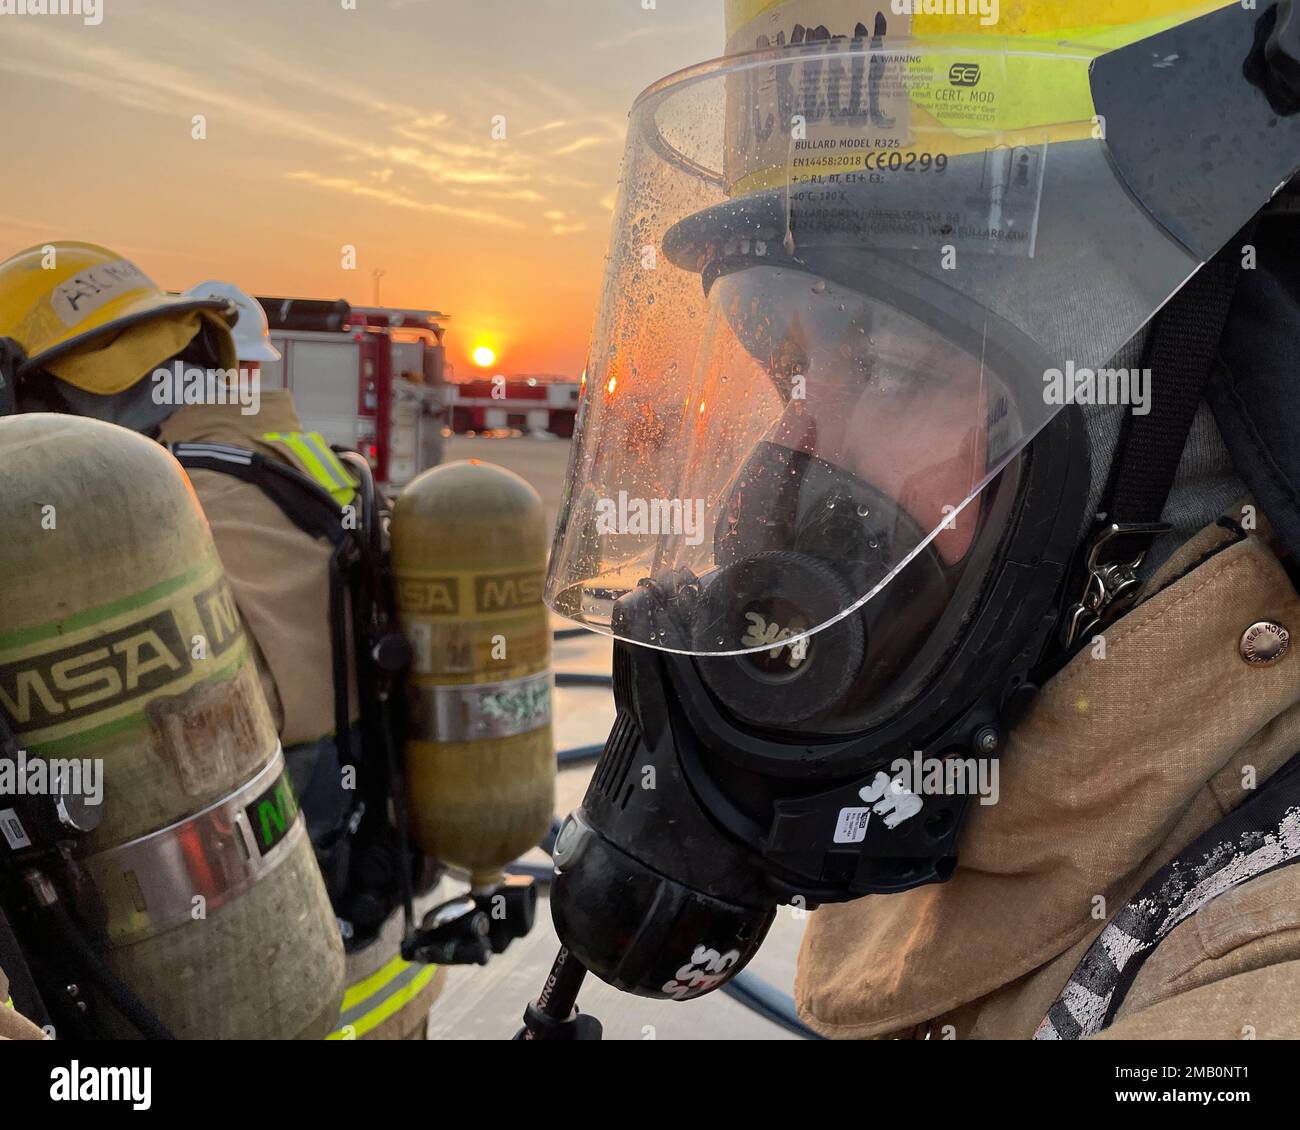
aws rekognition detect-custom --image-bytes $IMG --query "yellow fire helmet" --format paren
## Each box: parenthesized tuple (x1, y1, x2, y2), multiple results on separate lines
(0, 241, 236, 395)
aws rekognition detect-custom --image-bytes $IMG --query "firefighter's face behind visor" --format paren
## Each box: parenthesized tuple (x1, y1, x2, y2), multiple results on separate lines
(547, 261, 1025, 734)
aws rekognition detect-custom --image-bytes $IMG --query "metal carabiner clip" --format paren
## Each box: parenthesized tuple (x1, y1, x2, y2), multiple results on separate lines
(1063, 521, 1172, 648)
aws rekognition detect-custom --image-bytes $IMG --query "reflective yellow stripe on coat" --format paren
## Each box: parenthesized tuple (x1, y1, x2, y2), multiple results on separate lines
(262, 431, 357, 506)
(325, 954, 439, 1040)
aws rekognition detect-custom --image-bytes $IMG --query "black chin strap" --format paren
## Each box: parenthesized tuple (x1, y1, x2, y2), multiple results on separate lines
(1062, 220, 1258, 648)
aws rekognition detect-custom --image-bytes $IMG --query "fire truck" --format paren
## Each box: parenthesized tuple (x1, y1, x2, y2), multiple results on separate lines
(447, 376, 580, 437)
(255, 297, 449, 490)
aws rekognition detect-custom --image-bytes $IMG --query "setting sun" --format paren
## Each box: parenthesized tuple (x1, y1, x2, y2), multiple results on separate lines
(471, 345, 497, 368)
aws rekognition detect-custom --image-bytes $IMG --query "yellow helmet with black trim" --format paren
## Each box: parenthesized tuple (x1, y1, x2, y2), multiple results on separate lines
(0, 241, 236, 395)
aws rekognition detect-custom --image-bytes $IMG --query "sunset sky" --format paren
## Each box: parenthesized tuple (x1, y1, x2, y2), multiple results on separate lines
(0, 0, 724, 377)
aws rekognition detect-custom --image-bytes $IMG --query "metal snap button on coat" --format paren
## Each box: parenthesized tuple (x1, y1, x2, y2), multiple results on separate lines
(1240, 621, 1291, 666)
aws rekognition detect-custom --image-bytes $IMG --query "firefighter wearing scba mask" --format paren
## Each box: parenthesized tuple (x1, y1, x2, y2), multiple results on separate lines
(0, 245, 441, 1039)
(536, 0, 1300, 1039)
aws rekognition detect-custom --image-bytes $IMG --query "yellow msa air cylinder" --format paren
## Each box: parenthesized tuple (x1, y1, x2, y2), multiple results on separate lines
(392, 460, 555, 890)
(0, 414, 345, 1040)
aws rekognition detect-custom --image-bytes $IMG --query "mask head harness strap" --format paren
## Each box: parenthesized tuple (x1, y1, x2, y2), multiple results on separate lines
(1063, 219, 1259, 649)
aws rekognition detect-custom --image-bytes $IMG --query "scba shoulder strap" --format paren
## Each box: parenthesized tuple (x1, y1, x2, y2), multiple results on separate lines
(1036, 748, 1300, 1040)
(167, 440, 350, 547)
(1062, 220, 1259, 649)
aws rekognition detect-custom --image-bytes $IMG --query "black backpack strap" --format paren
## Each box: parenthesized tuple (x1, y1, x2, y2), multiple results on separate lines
(1035, 748, 1300, 1040)
(168, 441, 348, 547)
(169, 439, 360, 773)
(1063, 221, 1258, 647)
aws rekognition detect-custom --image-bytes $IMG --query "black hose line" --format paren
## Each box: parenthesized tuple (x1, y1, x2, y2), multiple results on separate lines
(42, 900, 175, 1041)
(556, 743, 605, 766)
(540, 818, 561, 855)
(721, 970, 823, 1040)
(555, 672, 613, 689)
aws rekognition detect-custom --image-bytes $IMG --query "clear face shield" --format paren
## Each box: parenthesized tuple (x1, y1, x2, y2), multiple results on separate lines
(546, 35, 1206, 677)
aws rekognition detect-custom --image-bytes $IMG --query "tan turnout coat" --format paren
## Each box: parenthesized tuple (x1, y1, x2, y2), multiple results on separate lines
(797, 511, 1300, 1039)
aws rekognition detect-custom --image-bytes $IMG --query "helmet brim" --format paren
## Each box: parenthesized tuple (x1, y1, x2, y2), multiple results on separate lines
(19, 295, 234, 378)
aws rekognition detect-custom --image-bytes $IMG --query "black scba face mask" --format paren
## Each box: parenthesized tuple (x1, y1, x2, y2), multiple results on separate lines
(548, 424, 1087, 1000)
(541, 8, 1300, 1001)
(546, 257, 1090, 996)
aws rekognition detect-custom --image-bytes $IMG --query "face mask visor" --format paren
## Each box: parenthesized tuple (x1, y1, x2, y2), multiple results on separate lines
(549, 253, 1031, 656)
